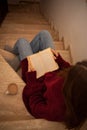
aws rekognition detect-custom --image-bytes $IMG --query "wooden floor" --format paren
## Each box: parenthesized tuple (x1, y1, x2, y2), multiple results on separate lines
(1, 2, 87, 130)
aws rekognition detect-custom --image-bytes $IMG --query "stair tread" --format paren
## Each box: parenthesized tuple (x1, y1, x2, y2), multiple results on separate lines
(0, 55, 24, 84)
(0, 119, 65, 130)
(1, 23, 50, 30)
(0, 40, 64, 50)
(6, 13, 45, 18)
(0, 33, 57, 43)
(0, 34, 64, 49)
(8, 4, 40, 13)
(0, 119, 86, 130)
(0, 28, 51, 34)
(0, 55, 31, 120)
(0, 34, 41, 43)
(54, 41, 64, 50)
(3, 21, 48, 25)
(5, 17, 47, 22)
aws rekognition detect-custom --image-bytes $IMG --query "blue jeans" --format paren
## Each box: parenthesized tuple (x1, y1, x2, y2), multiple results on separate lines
(13, 30, 54, 61)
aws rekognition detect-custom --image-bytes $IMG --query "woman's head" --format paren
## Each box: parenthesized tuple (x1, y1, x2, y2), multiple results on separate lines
(63, 60, 87, 129)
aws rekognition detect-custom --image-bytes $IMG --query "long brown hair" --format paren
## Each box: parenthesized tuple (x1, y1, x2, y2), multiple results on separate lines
(63, 60, 87, 129)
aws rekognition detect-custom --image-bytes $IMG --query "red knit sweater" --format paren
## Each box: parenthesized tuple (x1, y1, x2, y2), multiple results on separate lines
(21, 54, 70, 122)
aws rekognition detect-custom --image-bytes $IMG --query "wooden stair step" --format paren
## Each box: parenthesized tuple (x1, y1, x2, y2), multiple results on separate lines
(0, 119, 65, 130)
(8, 10, 40, 14)
(0, 35, 35, 48)
(54, 41, 64, 50)
(0, 28, 57, 41)
(0, 34, 59, 49)
(1, 23, 50, 30)
(0, 55, 33, 120)
(5, 16, 47, 22)
(0, 114, 33, 122)
(0, 40, 64, 50)
(6, 12, 42, 19)
(8, 3, 39, 12)
(3, 19, 48, 25)
(0, 28, 51, 34)
(0, 33, 36, 38)
(0, 55, 24, 84)
(8, 4, 40, 13)
(7, 13, 44, 18)
(0, 40, 64, 52)
(0, 34, 42, 44)
(0, 119, 86, 130)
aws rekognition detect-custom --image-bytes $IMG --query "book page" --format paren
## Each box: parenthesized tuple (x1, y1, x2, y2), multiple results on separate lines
(39, 48, 59, 73)
(27, 53, 45, 78)
(27, 48, 59, 78)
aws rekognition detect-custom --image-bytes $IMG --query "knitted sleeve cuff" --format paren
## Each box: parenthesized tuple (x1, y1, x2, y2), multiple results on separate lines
(26, 71, 37, 83)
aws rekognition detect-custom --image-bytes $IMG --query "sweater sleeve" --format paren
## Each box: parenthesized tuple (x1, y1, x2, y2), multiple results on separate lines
(22, 71, 65, 121)
(22, 72, 51, 119)
(55, 53, 70, 69)
(23, 84, 55, 120)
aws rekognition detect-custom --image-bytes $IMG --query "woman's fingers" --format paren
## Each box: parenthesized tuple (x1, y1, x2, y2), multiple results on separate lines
(51, 49, 59, 59)
(28, 57, 35, 72)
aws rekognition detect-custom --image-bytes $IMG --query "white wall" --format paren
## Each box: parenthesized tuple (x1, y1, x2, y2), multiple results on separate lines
(40, 0, 87, 63)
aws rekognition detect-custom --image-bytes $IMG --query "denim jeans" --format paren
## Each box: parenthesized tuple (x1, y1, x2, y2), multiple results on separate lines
(13, 30, 54, 61)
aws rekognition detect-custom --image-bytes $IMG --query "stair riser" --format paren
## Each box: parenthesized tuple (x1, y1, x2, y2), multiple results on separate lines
(6, 14, 45, 18)
(1, 24, 50, 30)
(0, 29, 51, 34)
(3, 20, 48, 25)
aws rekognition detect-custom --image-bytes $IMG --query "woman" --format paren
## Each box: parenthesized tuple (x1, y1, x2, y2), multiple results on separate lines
(5, 30, 87, 129)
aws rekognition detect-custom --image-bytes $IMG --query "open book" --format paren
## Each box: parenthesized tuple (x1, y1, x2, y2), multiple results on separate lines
(27, 48, 59, 78)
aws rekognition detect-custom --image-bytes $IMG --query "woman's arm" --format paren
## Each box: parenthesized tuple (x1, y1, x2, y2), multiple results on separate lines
(22, 71, 50, 119)
(55, 54, 70, 69)
(51, 49, 70, 69)
(22, 71, 65, 121)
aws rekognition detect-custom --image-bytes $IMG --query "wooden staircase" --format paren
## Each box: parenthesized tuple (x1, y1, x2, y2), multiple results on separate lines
(0, 2, 73, 130)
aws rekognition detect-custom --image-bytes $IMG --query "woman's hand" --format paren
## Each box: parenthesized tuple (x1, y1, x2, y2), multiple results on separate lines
(51, 49, 59, 60)
(28, 57, 35, 72)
